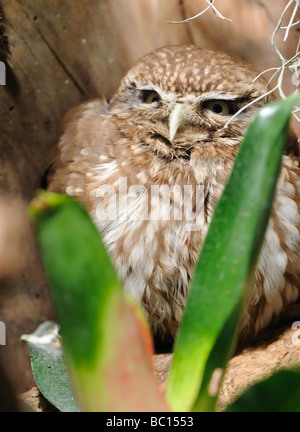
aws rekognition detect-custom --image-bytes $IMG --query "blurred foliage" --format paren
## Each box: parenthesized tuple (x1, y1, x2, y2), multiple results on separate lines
(21, 94, 300, 412)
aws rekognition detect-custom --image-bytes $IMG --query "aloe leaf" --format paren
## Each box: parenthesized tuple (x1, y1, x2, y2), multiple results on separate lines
(226, 369, 300, 412)
(21, 321, 80, 412)
(29, 192, 168, 412)
(166, 93, 299, 412)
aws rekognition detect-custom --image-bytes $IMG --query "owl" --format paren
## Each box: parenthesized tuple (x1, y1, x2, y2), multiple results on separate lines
(47, 45, 300, 347)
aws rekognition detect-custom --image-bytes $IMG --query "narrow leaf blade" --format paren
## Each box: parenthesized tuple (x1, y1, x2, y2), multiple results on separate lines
(166, 94, 299, 412)
(29, 192, 168, 412)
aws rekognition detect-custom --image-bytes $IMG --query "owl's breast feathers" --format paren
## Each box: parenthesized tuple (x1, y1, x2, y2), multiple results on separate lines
(48, 99, 230, 336)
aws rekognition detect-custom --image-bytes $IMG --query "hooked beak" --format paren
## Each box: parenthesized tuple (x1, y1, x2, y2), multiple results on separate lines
(169, 103, 186, 142)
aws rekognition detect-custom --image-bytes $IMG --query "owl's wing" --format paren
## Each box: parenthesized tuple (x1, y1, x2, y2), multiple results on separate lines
(47, 98, 115, 205)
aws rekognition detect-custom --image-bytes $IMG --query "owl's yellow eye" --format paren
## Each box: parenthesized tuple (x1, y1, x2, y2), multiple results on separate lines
(142, 90, 161, 104)
(205, 100, 231, 115)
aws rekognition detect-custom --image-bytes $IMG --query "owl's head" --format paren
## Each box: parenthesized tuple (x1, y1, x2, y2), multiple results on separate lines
(108, 45, 270, 162)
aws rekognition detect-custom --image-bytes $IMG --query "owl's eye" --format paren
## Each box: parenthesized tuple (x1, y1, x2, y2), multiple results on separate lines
(204, 100, 231, 116)
(142, 90, 161, 104)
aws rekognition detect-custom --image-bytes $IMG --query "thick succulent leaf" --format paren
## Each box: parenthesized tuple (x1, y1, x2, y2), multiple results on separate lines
(227, 369, 300, 412)
(166, 94, 299, 412)
(29, 192, 168, 412)
(21, 321, 80, 412)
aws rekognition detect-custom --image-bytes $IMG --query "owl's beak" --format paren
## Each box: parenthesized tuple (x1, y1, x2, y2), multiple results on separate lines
(169, 104, 186, 142)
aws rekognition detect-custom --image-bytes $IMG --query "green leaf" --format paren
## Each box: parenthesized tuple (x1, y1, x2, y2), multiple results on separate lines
(166, 93, 299, 412)
(226, 369, 300, 412)
(29, 191, 168, 412)
(21, 321, 80, 412)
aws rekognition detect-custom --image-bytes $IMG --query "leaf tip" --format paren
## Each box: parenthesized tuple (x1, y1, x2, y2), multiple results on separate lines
(28, 190, 72, 223)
